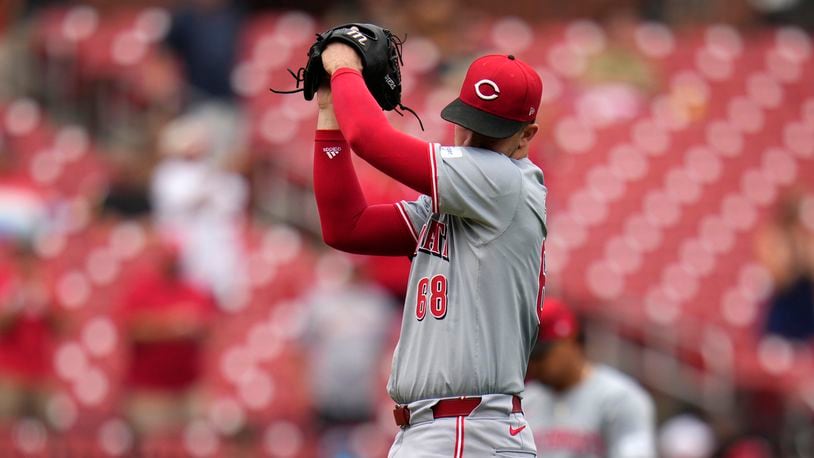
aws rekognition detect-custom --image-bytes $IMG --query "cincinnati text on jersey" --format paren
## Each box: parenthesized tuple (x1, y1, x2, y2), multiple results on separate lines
(417, 217, 450, 261)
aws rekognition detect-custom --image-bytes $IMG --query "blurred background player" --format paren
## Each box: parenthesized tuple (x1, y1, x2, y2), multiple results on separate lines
(524, 297, 656, 458)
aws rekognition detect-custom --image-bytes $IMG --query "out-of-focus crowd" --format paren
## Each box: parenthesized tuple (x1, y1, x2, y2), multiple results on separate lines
(0, 0, 811, 456)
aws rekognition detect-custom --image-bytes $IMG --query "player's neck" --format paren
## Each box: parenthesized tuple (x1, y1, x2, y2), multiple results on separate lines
(463, 141, 523, 159)
(461, 132, 516, 157)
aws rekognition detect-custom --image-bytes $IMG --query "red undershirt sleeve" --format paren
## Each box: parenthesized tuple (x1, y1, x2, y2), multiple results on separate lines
(313, 129, 418, 256)
(330, 68, 435, 196)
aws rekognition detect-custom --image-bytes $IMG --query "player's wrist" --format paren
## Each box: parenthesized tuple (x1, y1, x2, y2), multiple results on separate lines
(326, 65, 363, 78)
(315, 129, 345, 141)
(331, 67, 362, 75)
(317, 109, 340, 130)
(329, 67, 363, 87)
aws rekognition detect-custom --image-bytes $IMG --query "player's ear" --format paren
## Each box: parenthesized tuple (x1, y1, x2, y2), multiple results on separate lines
(509, 123, 539, 159)
(518, 123, 539, 149)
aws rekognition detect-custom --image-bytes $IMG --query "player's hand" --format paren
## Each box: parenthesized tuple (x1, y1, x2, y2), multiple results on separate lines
(322, 42, 363, 75)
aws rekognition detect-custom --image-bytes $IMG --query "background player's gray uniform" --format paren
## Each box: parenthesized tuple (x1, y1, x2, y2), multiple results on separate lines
(387, 144, 547, 457)
(523, 365, 656, 458)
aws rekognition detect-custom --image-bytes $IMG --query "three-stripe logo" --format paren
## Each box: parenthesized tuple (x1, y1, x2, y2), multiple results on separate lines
(323, 146, 341, 159)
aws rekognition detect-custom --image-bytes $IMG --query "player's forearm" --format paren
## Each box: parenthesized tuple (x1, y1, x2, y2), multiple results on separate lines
(313, 130, 416, 255)
(314, 129, 366, 249)
(317, 104, 340, 130)
(330, 68, 433, 195)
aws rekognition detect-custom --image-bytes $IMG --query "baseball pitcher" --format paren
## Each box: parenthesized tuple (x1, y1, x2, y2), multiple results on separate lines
(278, 23, 547, 457)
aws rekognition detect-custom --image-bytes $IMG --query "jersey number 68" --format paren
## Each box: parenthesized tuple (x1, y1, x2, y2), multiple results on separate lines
(415, 275, 448, 320)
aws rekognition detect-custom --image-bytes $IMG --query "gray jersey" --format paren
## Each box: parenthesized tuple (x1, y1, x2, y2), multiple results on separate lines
(523, 365, 656, 458)
(387, 143, 547, 404)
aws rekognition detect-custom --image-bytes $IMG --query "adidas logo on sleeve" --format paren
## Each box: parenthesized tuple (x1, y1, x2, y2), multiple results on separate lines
(323, 146, 342, 159)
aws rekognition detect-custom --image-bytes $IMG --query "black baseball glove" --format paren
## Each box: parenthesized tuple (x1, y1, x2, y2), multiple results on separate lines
(271, 23, 422, 129)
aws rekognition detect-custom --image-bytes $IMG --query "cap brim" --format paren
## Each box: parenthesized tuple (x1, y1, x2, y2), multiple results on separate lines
(441, 99, 524, 139)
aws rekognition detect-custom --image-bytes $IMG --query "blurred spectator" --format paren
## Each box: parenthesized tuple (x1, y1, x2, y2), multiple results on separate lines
(651, 0, 754, 25)
(585, 12, 658, 92)
(0, 139, 49, 242)
(166, 0, 242, 103)
(659, 413, 717, 458)
(0, 242, 60, 424)
(151, 115, 249, 309)
(524, 297, 657, 458)
(755, 191, 814, 341)
(246, 0, 340, 15)
(101, 152, 153, 220)
(362, 0, 486, 59)
(577, 11, 659, 126)
(19, 0, 59, 18)
(164, 0, 249, 172)
(118, 238, 216, 435)
(300, 254, 396, 456)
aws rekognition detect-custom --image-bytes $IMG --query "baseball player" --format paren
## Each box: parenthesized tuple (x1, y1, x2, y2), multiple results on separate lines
(311, 42, 547, 457)
(524, 297, 656, 458)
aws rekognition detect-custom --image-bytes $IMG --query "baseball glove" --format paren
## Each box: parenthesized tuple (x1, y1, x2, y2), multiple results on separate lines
(271, 23, 423, 129)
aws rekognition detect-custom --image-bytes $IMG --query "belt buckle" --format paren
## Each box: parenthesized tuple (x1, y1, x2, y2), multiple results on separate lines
(393, 405, 411, 429)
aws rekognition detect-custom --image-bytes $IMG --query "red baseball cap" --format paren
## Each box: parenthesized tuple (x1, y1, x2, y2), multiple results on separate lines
(441, 54, 543, 139)
(537, 298, 579, 342)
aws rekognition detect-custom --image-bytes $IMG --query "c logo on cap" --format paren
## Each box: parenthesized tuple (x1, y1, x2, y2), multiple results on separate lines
(474, 79, 500, 101)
